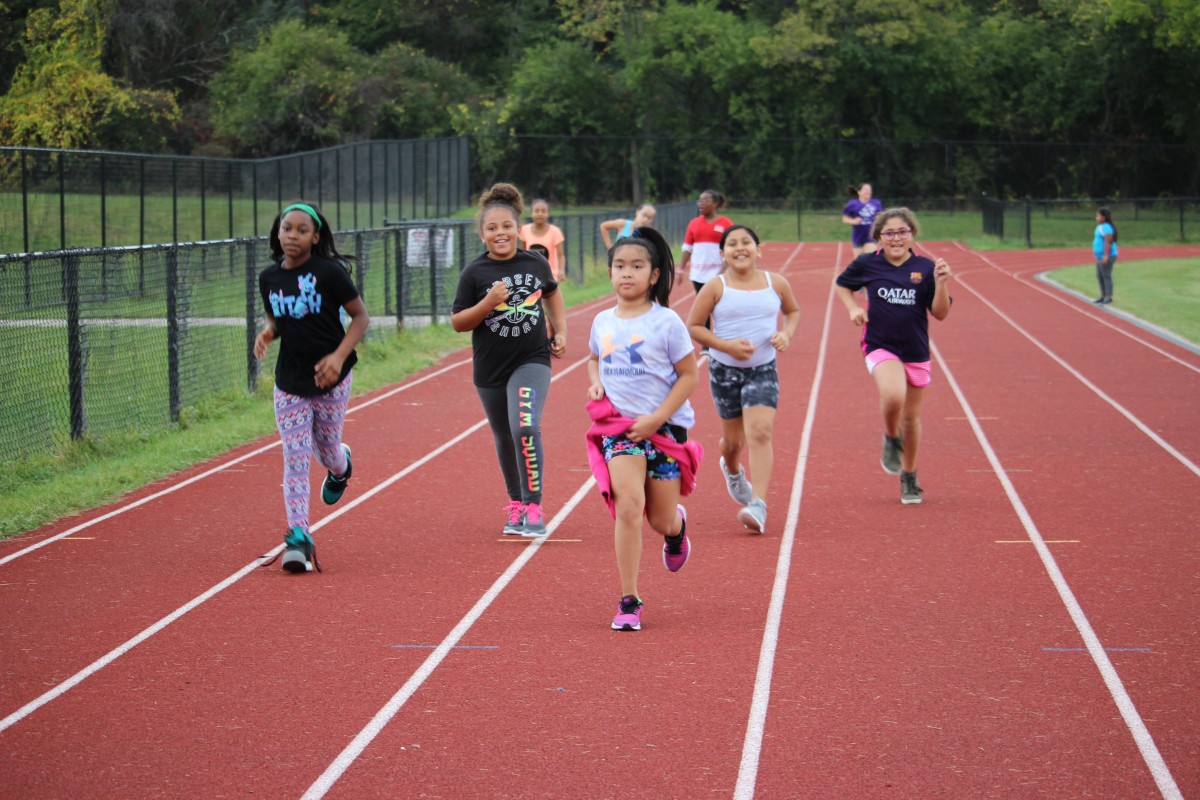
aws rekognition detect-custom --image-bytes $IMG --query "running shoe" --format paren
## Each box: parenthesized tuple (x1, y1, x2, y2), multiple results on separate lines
(502, 500, 526, 535)
(881, 434, 903, 476)
(520, 502, 548, 537)
(281, 526, 320, 573)
(900, 470, 924, 505)
(321, 443, 353, 505)
(662, 504, 691, 572)
(738, 498, 767, 533)
(611, 595, 643, 631)
(720, 456, 753, 505)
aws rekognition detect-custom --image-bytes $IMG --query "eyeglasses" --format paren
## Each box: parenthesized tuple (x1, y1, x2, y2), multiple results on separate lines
(879, 228, 912, 240)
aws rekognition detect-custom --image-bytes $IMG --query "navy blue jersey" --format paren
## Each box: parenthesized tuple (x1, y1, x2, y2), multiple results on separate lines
(835, 250, 941, 362)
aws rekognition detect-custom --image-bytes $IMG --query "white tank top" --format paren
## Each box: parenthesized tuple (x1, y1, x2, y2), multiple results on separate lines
(708, 273, 781, 369)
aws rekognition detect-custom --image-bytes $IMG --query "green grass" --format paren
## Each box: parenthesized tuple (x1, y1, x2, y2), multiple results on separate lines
(0, 261, 616, 541)
(1042, 258, 1200, 344)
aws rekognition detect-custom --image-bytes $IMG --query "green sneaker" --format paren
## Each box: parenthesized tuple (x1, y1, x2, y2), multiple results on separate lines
(321, 444, 353, 505)
(281, 526, 320, 573)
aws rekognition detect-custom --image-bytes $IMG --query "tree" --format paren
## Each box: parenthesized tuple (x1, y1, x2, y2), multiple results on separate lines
(0, 0, 179, 150)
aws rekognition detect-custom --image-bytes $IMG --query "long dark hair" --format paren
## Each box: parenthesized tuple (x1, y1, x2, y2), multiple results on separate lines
(609, 226, 675, 307)
(719, 224, 760, 248)
(1098, 207, 1118, 242)
(268, 201, 354, 269)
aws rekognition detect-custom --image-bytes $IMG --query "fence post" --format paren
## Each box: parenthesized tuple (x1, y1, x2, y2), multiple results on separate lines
(64, 253, 87, 440)
(394, 229, 405, 330)
(428, 224, 438, 322)
(1025, 197, 1033, 248)
(796, 198, 802, 241)
(1181, 199, 1186, 242)
(245, 241, 259, 394)
(166, 246, 181, 422)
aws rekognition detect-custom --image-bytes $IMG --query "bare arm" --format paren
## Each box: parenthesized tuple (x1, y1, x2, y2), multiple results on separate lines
(587, 353, 604, 400)
(835, 284, 867, 326)
(544, 287, 568, 357)
(771, 274, 802, 351)
(451, 281, 509, 332)
(627, 352, 699, 441)
(600, 218, 625, 250)
(314, 296, 369, 389)
(930, 257, 952, 321)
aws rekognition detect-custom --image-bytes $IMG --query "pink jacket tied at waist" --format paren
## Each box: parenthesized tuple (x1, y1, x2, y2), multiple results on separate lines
(584, 396, 704, 518)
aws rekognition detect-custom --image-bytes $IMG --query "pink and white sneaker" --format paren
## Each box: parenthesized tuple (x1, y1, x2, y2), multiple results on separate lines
(662, 504, 691, 572)
(520, 502, 548, 537)
(611, 595, 643, 631)
(502, 500, 525, 535)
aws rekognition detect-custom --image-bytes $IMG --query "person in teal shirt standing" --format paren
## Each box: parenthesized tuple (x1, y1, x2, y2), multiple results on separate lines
(1092, 207, 1119, 305)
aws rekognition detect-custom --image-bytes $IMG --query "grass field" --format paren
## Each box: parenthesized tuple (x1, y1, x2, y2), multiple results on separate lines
(1041, 258, 1200, 344)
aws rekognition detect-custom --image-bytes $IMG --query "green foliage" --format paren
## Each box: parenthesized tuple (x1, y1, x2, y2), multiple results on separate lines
(0, 0, 179, 150)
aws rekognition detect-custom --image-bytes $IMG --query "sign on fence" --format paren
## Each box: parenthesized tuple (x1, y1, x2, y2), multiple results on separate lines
(406, 228, 455, 269)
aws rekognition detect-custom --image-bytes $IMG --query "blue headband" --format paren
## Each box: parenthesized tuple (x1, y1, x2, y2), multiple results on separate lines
(281, 203, 322, 230)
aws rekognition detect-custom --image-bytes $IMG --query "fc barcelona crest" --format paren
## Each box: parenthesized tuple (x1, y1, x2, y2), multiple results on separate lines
(910, 272, 923, 284)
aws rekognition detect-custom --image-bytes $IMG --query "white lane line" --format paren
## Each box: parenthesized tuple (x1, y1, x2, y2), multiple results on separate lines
(734, 242, 836, 800)
(924, 246, 1200, 480)
(300, 478, 597, 800)
(0, 312, 607, 729)
(948, 242, 1200, 370)
(0, 359, 472, 567)
(933, 340, 1183, 800)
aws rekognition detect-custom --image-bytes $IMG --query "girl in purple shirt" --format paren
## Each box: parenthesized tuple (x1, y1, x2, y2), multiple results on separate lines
(842, 183, 884, 256)
(834, 207, 953, 505)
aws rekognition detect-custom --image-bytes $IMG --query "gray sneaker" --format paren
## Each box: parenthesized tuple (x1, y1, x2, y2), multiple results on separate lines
(881, 434, 903, 476)
(737, 498, 767, 533)
(720, 456, 753, 505)
(900, 470, 924, 505)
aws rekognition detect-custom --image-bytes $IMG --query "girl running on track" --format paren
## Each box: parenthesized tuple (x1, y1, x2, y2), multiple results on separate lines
(834, 207, 952, 505)
(586, 226, 703, 631)
(1092, 207, 1119, 304)
(519, 198, 567, 281)
(842, 183, 883, 257)
(453, 183, 568, 537)
(686, 225, 800, 533)
(599, 203, 657, 250)
(679, 190, 732, 333)
(254, 202, 368, 573)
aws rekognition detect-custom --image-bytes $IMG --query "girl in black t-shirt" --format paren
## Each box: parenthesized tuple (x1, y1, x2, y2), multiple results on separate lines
(254, 202, 369, 573)
(451, 183, 567, 537)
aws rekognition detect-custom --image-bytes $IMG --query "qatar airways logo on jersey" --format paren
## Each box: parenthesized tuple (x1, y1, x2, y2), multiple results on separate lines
(877, 286, 917, 306)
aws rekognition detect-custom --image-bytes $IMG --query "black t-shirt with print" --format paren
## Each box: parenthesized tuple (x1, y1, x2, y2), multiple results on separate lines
(259, 255, 360, 396)
(452, 249, 559, 388)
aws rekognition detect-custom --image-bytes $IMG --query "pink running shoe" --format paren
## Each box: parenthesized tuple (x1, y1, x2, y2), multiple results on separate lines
(502, 500, 525, 535)
(611, 595, 643, 631)
(661, 504, 691, 572)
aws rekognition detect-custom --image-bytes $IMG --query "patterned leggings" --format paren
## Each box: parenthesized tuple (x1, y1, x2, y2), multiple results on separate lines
(273, 374, 352, 533)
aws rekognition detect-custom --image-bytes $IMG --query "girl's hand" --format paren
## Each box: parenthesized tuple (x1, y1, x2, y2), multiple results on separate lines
(587, 382, 606, 401)
(550, 332, 567, 358)
(849, 306, 868, 326)
(626, 415, 661, 442)
(487, 280, 510, 306)
(770, 330, 790, 352)
(253, 328, 274, 359)
(934, 257, 952, 284)
(726, 338, 756, 360)
(314, 353, 345, 389)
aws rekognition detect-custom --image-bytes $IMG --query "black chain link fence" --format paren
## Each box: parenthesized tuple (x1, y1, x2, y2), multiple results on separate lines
(0, 201, 694, 464)
(0, 138, 469, 254)
(981, 197, 1200, 247)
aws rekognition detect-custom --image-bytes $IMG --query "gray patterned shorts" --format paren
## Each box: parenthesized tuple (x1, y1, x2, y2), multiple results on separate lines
(708, 360, 779, 419)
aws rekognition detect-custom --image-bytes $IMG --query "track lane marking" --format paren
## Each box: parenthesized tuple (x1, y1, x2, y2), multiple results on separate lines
(924, 244, 1200, 480)
(949, 242, 1200, 372)
(734, 242, 833, 800)
(932, 339, 1183, 800)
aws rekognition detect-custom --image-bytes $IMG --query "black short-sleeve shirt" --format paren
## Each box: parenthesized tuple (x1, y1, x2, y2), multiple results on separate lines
(259, 255, 359, 396)
(452, 250, 559, 387)
(835, 250, 941, 362)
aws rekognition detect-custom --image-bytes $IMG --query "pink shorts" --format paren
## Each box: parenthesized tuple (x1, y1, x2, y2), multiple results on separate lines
(864, 349, 932, 387)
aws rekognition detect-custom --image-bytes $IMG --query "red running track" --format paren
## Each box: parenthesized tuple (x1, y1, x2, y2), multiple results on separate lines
(1, 242, 1197, 799)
